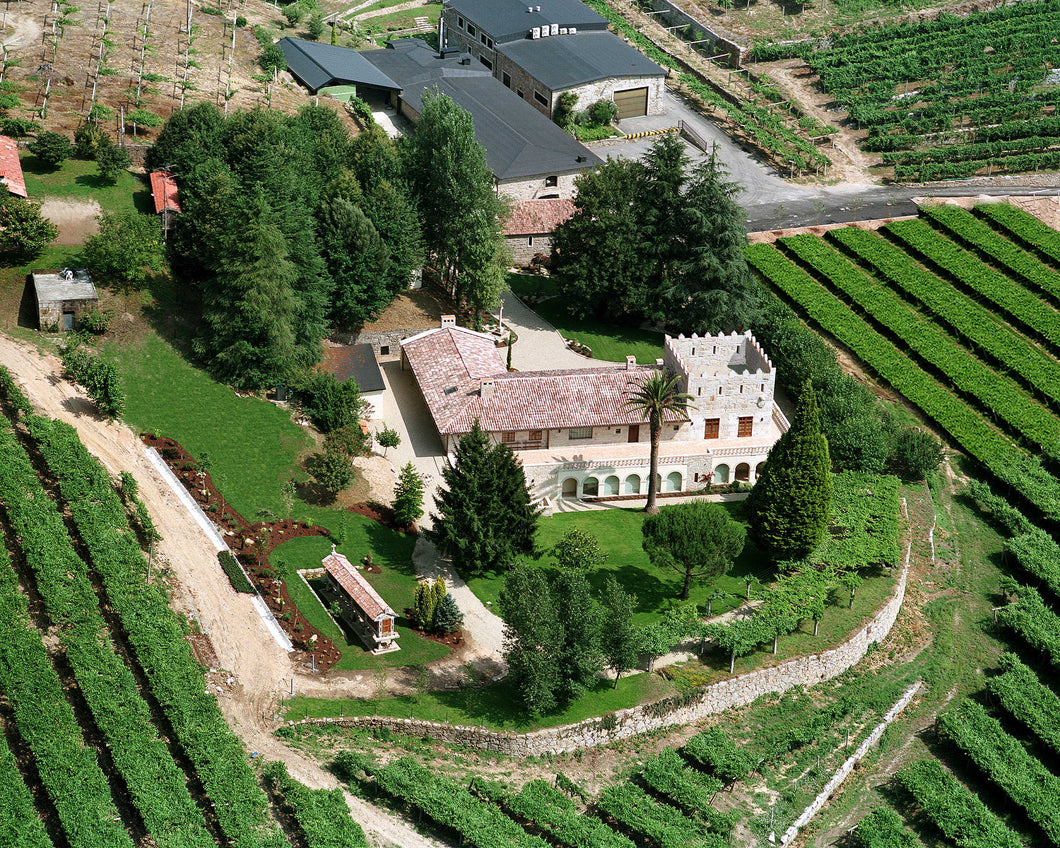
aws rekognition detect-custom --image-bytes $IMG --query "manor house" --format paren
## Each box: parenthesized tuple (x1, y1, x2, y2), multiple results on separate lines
(401, 318, 787, 501)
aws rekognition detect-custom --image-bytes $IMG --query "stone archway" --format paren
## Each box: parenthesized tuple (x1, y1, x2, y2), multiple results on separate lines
(714, 464, 730, 484)
(561, 478, 578, 498)
(604, 475, 620, 496)
(623, 473, 641, 495)
(665, 471, 682, 492)
(582, 477, 599, 497)
(735, 463, 751, 482)
(755, 462, 765, 481)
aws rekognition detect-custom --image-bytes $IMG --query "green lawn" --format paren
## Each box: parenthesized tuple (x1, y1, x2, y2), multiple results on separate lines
(283, 670, 675, 730)
(276, 536, 449, 671)
(465, 505, 771, 626)
(21, 154, 152, 215)
(508, 272, 665, 363)
(104, 330, 453, 669)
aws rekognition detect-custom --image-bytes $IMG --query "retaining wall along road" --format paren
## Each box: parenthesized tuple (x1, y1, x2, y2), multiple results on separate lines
(292, 563, 907, 756)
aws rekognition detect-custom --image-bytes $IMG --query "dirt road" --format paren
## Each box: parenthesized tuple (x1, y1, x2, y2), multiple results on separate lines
(0, 333, 446, 848)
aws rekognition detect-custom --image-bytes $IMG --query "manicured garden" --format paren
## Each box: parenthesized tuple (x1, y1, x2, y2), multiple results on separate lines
(508, 273, 665, 363)
(104, 330, 453, 669)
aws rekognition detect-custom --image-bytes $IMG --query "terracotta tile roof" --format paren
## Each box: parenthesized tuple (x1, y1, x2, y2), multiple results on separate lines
(0, 136, 27, 198)
(322, 550, 394, 621)
(149, 169, 181, 214)
(503, 199, 575, 236)
(402, 326, 681, 435)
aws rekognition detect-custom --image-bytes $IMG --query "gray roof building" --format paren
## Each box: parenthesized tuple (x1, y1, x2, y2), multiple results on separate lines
(445, 0, 607, 43)
(31, 269, 98, 331)
(278, 37, 400, 93)
(496, 31, 664, 90)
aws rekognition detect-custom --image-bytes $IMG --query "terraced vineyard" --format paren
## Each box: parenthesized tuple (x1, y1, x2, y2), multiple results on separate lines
(794, 0, 1060, 180)
(747, 202, 1060, 523)
(0, 368, 366, 848)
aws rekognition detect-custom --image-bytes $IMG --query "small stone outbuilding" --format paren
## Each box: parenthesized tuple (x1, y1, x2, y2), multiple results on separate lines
(504, 198, 575, 265)
(31, 269, 98, 331)
(320, 342, 387, 420)
(319, 547, 399, 654)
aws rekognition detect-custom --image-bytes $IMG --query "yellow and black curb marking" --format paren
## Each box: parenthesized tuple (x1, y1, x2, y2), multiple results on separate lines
(622, 126, 680, 140)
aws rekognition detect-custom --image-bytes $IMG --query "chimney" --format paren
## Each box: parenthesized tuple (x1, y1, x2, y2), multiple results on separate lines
(441, 314, 456, 327)
(480, 379, 495, 397)
(626, 355, 636, 371)
(655, 358, 664, 366)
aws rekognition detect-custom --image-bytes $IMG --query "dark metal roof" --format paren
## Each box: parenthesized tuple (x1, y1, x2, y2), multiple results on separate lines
(278, 37, 400, 93)
(497, 31, 665, 90)
(446, 0, 607, 43)
(322, 344, 386, 393)
(361, 40, 602, 181)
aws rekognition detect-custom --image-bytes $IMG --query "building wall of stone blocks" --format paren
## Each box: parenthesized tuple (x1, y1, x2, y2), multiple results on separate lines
(333, 328, 430, 358)
(496, 171, 579, 201)
(666, 331, 777, 441)
(557, 74, 666, 117)
(506, 233, 555, 265)
(296, 563, 908, 756)
(36, 298, 99, 331)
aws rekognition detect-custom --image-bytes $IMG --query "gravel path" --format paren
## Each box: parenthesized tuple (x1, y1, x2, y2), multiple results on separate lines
(500, 291, 617, 372)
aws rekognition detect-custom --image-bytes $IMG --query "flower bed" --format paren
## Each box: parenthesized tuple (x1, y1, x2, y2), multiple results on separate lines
(141, 433, 341, 670)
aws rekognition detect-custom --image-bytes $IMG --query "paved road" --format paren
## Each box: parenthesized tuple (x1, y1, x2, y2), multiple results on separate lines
(599, 88, 1060, 232)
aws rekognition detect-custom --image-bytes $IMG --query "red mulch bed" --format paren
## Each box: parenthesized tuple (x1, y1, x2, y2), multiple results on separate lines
(347, 500, 417, 536)
(142, 434, 340, 671)
(400, 612, 465, 648)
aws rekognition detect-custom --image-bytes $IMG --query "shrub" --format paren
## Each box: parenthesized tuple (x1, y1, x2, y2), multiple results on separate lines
(587, 98, 618, 126)
(29, 131, 72, 168)
(236, 15, 248, 27)
(282, 4, 304, 26)
(433, 593, 463, 633)
(298, 373, 362, 433)
(218, 552, 255, 594)
(95, 139, 131, 183)
(305, 446, 353, 497)
(890, 427, 942, 481)
(74, 122, 108, 158)
(77, 306, 111, 335)
(259, 43, 287, 74)
(60, 346, 125, 419)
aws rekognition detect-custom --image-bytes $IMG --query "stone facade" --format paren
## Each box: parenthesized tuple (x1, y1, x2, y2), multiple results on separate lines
(295, 562, 908, 755)
(506, 233, 554, 265)
(496, 170, 580, 201)
(333, 329, 430, 358)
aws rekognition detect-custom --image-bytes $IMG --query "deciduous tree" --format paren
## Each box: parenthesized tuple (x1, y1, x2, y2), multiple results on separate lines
(600, 577, 639, 687)
(550, 528, 605, 571)
(95, 139, 131, 183)
(29, 131, 72, 168)
(79, 211, 165, 289)
(749, 382, 833, 561)
(552, 569, 603, 701)
(642, 501, 746, 600)
(0, 197, 57, 258)
(499, 564, 563, 716)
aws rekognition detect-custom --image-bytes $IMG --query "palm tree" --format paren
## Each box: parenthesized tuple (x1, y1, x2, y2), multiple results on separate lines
(624, 370, 694, 514)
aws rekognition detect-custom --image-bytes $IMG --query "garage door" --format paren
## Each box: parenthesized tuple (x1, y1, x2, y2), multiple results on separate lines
(613, 86, 648, 119)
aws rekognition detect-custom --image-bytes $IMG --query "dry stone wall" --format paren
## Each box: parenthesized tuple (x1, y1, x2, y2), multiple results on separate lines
(294, 563, 907, 756)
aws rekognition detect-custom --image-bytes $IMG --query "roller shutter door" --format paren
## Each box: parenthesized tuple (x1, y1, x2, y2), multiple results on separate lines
(613, 86, 648, 119)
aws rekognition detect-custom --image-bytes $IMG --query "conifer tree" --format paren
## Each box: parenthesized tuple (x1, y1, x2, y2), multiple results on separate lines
(499, 564, 563, 715)
(749, 382, 833, 560)
(432, 592, 463, 634)
(392, 462, 424, 528)
(489, 441, 541, 563)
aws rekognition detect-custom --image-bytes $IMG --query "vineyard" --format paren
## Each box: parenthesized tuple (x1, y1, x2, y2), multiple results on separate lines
(0, 367, 366, 848)
(772, 0, 1060, 180)
(746, 202, 1060, 846)
(746, 202, 1060, 523)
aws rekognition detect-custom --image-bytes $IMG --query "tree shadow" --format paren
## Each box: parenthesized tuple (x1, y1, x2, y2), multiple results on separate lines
(17, 277, 38, 329)
(74, 173, 118, 191)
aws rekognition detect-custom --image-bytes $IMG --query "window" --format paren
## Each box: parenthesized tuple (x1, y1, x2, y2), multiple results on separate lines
(457, 16, 465, 28)
(517, 89, 524, 99)
(534, 91, 548, 106)
(480, 33, 493, 48)
(569, 426, 592, 440)
(544, 175, 558, 187)
(502, 432, 516, 443)
(467, 23, 477, 36)
(526, 236, 534, 246)
(529, 429, 542, 441)
(738, 416, 753, 437)
(480, 56, 493, 70)
(704, 418, 720, 439)
(502, 72, 511, 87)
(379, 345, 390, 356)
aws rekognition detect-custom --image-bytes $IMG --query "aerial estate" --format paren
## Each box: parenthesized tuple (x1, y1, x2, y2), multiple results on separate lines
(0, 0, 1059, 846)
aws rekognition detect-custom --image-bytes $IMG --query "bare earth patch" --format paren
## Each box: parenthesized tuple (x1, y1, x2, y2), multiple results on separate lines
(40, 198, 102, 246)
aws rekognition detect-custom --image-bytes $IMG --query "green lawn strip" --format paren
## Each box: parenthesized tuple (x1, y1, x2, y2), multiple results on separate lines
(103, 332, 312, 519)
(263, 760, 368, 848)
(464, 506, 765, 626)
(0, 543, 135, 848)
(21, 415, 285, 848)
(507, 272, 562, 299)
(525, 297, 665, 364)
(283, 673, 673, 730)
(0, 420, 215, 848)
(363, 3, 441, 28)
(20, 154, 151, 215)
(276, 536, 449, 671)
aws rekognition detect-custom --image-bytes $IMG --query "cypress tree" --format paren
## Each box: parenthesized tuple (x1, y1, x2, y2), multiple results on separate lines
(749, 382, 833, 560)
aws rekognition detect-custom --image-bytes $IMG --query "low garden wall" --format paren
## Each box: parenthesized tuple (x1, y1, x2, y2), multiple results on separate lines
(292, 563, 908, 756)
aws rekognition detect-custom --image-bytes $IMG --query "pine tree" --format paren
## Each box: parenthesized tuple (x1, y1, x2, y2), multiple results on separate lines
(642, 502, 746, 600)
(317, 197, 391, 329)
(196, 193, 300, 389)
(432, 593, 463, 634)
(499, 564, 563, 715)
(489, 442, 541, 564)
(749, 382, 833, 560)
(600, 577, 639, 688)
(552, 570, 603, 701)
(392, 462, 424, 528)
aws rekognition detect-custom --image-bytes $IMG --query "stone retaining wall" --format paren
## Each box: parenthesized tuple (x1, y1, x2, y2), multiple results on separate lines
(293, 563, 907, 756)
(641, 0, 747, 66)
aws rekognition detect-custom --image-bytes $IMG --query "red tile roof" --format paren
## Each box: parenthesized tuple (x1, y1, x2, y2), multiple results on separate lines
(401, 326, 681, 435)
(323, 550, 394, 621)
(503, 198, 575, 236)
(149, 169, 181, 214)
(0, 136, 27, 198)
